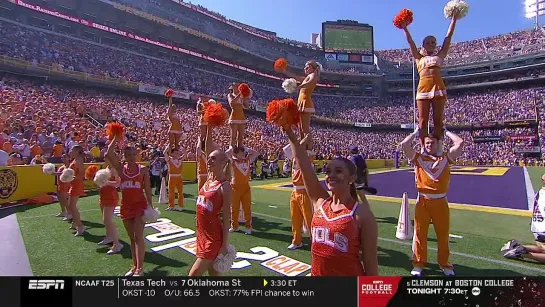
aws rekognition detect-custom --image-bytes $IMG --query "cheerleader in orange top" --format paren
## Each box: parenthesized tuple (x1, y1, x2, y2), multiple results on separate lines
(196, 97, 207, 141)
(278, 61, 320, 149)
(164, 143, 187, 211)
(98, 165, 123, 255)
(105, 136, 154, 277)
(226, 146, 259, 235)
(399, 11, 458, 147)
(189, 125, 232, 276)
(55, 154, 71, 220)
(68, 145, 86, 236)
(400, 128, 465, 277)
(283, 127, 378, 276)
(167, 91, 182, 150)
(228, 83, 249, 148)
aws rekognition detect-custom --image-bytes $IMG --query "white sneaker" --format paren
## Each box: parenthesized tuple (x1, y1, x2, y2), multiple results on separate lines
(124, 267, 136, 277)
(62, 214, 73, 221)
(55, 212, 66, 217)
(74, 227, 87, 237)
(165, 207, 173, 211)
(174, 207, 184, 212)
(441, 267, 455, 276)
(229, 227, 239, 233)
(411, 267, 423, 277)
(288, 243, 303, 250)
(107, 244, 123, 255)
(245, 229, 252, 235)
(98, 237, 113, 245)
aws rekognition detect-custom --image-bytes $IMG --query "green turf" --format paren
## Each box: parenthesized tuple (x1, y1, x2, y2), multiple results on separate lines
(15, 169, 545, 277)
(324, 28, 372, 51)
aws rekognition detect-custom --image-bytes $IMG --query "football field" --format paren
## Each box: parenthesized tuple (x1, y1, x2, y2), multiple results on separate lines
(324, 28, 372, 51)
(11, 167, 545, 277)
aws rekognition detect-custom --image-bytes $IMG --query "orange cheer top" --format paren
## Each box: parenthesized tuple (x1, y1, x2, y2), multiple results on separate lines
(416, 55, 447, 100)
(412, 152, 453, 198)
(292, 151, 315, 190)
(297, 83, 316, 114)
(232, 157, 250, 188)
(168, 158, 183, 177)
(229, 96, 247, 124)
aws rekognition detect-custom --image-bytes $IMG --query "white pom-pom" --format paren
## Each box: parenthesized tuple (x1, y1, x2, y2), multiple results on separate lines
(282, 78, 298, 94)
(444, 0, 469, 19)
(60, 168, 75, 183)
(94, 169, 111, 188)
(42, 163, 56, 175)
(213, 244, 236, 273)
(142, 206, 161, 223)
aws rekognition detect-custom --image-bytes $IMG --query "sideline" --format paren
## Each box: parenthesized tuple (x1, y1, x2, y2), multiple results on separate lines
(17, 197, 545, 275)
(0, 212, 33, 276)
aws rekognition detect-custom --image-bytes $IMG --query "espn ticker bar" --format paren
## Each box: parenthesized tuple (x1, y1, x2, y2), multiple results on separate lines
(0, 277, 542, 307)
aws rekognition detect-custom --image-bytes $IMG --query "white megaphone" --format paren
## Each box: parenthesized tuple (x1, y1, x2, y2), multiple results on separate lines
(396, 192, 413, 240)
(158, 177, 168, 204)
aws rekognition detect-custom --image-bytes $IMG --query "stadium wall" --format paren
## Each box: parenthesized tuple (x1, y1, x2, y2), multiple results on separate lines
(0, 160, 398, 204)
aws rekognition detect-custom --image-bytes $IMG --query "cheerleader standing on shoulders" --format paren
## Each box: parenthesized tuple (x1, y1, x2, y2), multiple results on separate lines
(228, 83, 249, 148)
(283, 127, 378, 276)
(68, 145, 86, 236)
(56, 154, 71, 220)
(98, 164, 123, 255)
(278, 61, 320, 149)
(196, 97, 207, 141)
(189, 125, 232, 276)
(105, 135, 154, 276)
(398, 8, 459, 149)
(167, 91, 182, 150)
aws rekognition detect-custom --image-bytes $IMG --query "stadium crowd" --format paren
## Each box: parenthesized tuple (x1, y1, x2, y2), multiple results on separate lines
(0, 20, 538, 128)
(0, 74, 540, 168)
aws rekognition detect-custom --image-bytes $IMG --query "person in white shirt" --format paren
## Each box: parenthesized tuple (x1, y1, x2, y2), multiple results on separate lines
(502, 174, 545, 263)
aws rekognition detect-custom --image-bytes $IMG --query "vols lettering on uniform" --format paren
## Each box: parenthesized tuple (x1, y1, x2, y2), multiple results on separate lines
(311, 226, 349, 253)
(196, 195, 213, 212)
(121, 180, 141, 190)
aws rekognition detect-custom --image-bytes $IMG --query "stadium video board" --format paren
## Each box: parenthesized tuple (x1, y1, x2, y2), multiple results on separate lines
(322, 21, 374, 64)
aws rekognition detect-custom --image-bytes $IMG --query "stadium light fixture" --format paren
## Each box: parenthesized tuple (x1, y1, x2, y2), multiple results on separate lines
(525, 0, 545, 28)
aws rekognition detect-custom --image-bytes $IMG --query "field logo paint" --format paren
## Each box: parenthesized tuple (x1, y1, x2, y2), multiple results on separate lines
(144, 219, 311, 276)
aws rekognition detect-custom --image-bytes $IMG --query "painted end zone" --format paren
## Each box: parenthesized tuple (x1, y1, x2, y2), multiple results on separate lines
(261, 167, 531, 214)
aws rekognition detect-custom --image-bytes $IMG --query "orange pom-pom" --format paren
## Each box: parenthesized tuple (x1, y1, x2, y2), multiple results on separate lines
(165, 89, 174, 98)
(266, 98, 300, 128)
(393, 9, 414, 29)
(238, 83, 251, 98)
(106, 122, 124, 141)
(85, 165, 99, 180)
(274, 58, 288, 71)
(204, 103, 229, 127)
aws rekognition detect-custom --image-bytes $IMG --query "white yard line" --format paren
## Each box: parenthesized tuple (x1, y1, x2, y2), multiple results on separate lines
(523, 167, 536, 211)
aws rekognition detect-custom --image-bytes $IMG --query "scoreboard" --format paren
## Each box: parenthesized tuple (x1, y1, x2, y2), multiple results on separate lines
(322, 21, 374, 64)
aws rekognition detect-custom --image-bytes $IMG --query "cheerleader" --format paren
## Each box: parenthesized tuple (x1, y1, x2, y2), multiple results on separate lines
(283, 127, 378, 276)
(164, 143, 186, 211)
(68, 145, 86, 236)
(105, 135, 154, 276)
(226, 146, 258, 235)
(167, 94, 182, 150)
(196, 98, 207, 141)
(98, 165, 123, 255)
(55, 154, 71, 220)
(228, 83, 249, 148)
(278, 61, 320, 149)
(189, 125, 232, 276)
(399, 9, 458, 147)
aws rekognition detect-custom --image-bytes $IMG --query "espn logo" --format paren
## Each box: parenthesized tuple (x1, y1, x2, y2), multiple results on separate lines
(28, 280, 65, 290)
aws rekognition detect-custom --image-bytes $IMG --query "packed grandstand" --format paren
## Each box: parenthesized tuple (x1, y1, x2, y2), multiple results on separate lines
(0, 0, 544, 168)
